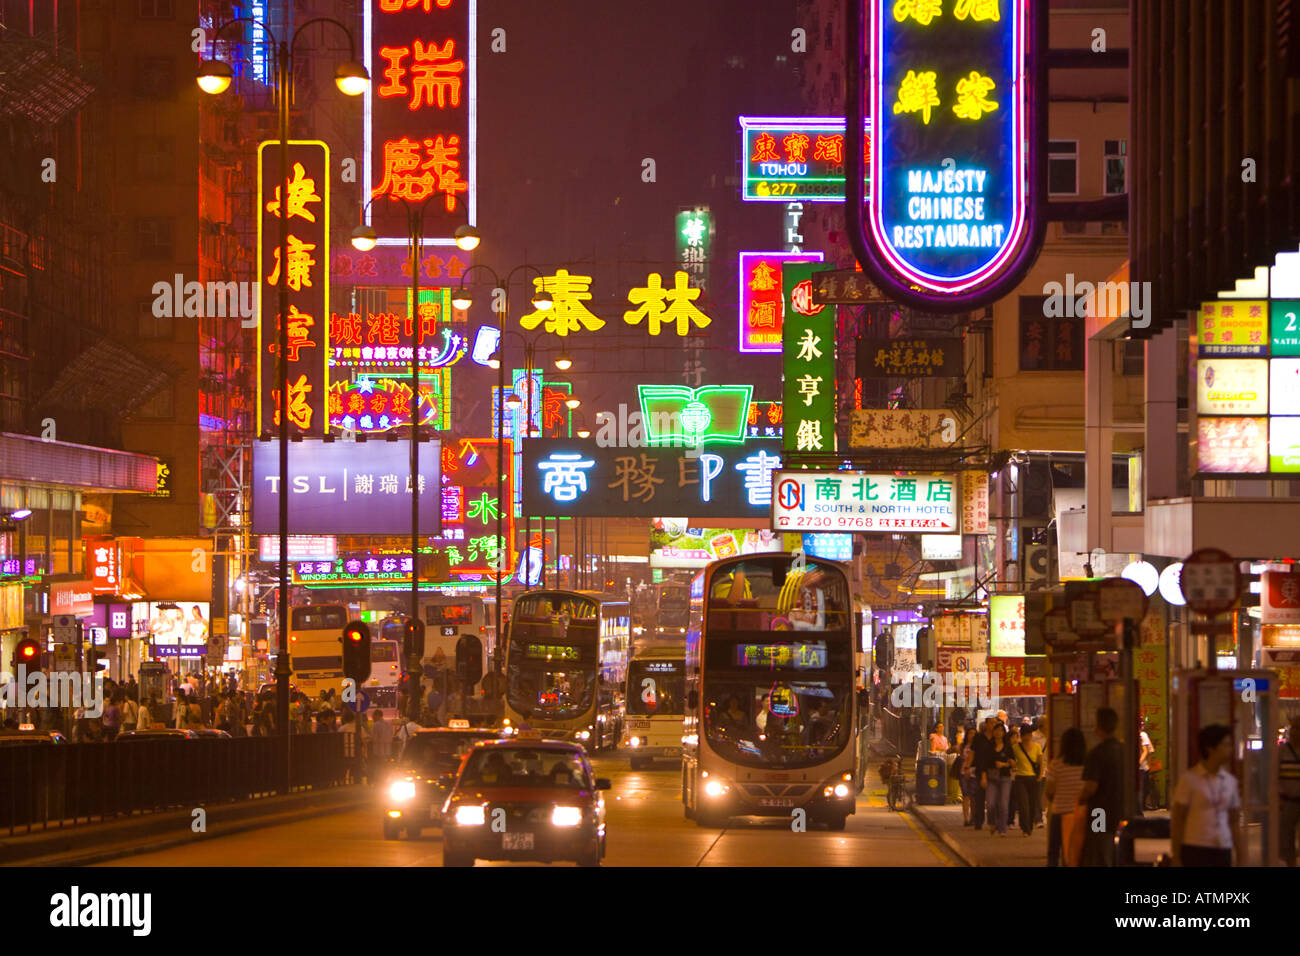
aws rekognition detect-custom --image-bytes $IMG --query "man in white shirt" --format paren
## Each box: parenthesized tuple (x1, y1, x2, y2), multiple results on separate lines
(1172, 724, 1240, 867)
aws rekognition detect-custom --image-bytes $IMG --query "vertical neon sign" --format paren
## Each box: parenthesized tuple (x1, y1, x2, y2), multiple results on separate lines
(846, 0, 1045, 312)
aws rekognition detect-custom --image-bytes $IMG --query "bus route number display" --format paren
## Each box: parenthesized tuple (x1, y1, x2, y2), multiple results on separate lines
(525, 644, 580, 661)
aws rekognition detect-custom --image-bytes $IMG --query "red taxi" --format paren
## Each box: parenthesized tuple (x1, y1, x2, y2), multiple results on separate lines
(439, 735, 610, 867)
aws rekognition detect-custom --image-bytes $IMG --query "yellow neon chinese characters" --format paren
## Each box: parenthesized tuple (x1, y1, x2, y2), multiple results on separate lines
(952, 71, 998, 120)
(519, 270, 606, 336)
(893, 69, 940, 125)
(623, 271, 712, 336)
(274, 374, 314, 431)
(266, 235, 317, 292)
(265, 162, 322, 222)
(748, 260, 779, 292)
(953, 0, 1000, 22)
(894, 0, 943, 26)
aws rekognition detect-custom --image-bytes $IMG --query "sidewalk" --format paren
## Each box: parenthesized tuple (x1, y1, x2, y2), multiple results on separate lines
(912, 800, 1047, 867)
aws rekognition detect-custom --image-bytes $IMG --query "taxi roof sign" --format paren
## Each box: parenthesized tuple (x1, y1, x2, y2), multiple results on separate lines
(448, 719, 470, 729)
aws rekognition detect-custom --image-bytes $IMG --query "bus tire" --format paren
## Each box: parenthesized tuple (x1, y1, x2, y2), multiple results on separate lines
(383, 820, 401, 840)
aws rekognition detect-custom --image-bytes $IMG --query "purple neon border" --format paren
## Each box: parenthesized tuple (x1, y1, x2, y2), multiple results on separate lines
(737, 250, 825, 354)
(866, 0, 1030, 292)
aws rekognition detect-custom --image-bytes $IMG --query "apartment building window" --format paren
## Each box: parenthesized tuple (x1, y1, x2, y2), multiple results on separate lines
(135, 136, 174, 181)
(1104, 139, 1127, 194)
(138, 297, 174, 339)
(135, 217, 174, 260)
(138, 0, 175, 17)
(1048, 140, 1078, 196)
(135, 384, 175, 420)
(133, 56, 176, 99)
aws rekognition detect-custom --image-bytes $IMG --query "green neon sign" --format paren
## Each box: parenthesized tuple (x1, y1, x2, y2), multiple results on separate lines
(636, 384, 754, 445)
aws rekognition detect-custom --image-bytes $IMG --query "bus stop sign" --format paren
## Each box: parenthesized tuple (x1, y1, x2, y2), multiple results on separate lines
(1180, 548, 1241, 615)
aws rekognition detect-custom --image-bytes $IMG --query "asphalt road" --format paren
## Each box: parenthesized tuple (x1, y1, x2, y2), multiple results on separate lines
(92, 754, 958, 867)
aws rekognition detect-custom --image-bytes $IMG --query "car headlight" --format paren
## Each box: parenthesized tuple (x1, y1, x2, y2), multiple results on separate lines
(551, 806, 583, 827)
(577, 730, 591, 741)
(389, 780, 416, 802)
(454, 804, 486, 826)
(501, 725, 516, 736)
(628, 736, 641, 748)
(703, 778, 729, 798)
(834, 783, 850, 798)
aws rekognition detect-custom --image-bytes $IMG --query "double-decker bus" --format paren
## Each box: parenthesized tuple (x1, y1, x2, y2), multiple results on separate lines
(503, 590, 630, 751)
(654, 582, 690, 638)
(622, 641, 686, 769)
(364, 638, 401, 718)
(682, 554, 858, 830)
(288, 604, 350, 700)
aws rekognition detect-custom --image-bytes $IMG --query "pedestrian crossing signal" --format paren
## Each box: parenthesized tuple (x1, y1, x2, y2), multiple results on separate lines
(342, 621, 371, 684)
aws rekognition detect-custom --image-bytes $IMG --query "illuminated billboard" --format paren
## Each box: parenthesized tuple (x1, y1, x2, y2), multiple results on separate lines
(738, 251, 823, 353)
(738, 117, 871, 202)
(636, 384, 753, 446)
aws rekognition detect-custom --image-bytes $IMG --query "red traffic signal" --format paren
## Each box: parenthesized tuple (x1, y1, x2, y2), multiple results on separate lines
(342, 620, 371, 684)
(403, 618, 426, 660)
(13, 637, 40, 669)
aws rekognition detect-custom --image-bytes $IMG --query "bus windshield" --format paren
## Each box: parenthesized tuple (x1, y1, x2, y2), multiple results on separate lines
(292, 606, 347, 630)
(702, 559, 852, 769)
(370, 642, 398, 662)
(626, 659, 684, 715)
(506, 595, 599, 720)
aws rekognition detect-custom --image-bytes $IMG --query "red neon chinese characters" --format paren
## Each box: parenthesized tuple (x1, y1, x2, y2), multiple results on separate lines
(267, 305, 317, 362)
(813, 134, 844, 164)
(273, 374, 314, 431)
(265, 162, 322, 221)
(380, 0, 454, 11)
(376, 39, 463, 112)
(782, 132, 810, 163)
(751, 132, 779, 162)
(367, 312, 403, 347)
(372, 135, 466, 211)
(266, 236, 316, 291)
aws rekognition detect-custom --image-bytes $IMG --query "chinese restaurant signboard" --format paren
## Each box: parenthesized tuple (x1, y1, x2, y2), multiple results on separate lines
(782, 262, 836, 455)
(857, 336, 961, 378)
(849, 0, 1044, 310)
(738, 251, 823, 353)
(739, 117, 871, 202)
(770, 471, 958, 533)
(849, 408, 956, 449)
(257, 140, 329, 437)
(366, 0, 475, 243)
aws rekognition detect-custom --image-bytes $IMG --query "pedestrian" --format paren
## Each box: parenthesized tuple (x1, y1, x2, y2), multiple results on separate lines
(1010, 725, 1043, 837)
(1078, 707, 1124, 866)
(969, 717, 996, 828)
(1171, 724, 1240, 867)
(1031, 718, 1048, 825)
(928, 721, 949, 755)
(370, 709, 394, 780)
(959, 724, 978, 823)
(297, 704, 314, 735)
(1280, 715, 1300, 866)
(1138, 717, 1155, 813)
(984, 721, 1015, 836)
(120, 693, 139, 734)
(101, 693, 122, 742)
(215, 695, 231, 732)
(137, 698, 155, 732)
(395, 713, 421, 758)
(1044, 727, 1087, 866)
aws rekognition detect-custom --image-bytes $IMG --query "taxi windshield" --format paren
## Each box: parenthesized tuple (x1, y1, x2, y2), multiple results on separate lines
(459, 748, 591, 789)
(399, 732, 494, 772)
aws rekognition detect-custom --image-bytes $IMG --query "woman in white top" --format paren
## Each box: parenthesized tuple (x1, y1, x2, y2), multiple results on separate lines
(1172, 724, 1240, 867)
(1043, 727, 1086, 866)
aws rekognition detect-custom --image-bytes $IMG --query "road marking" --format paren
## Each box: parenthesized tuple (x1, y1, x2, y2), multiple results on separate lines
(900, 809, 958, 866)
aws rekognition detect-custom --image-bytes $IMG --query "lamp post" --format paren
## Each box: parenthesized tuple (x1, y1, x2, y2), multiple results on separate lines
(198, 5, 368, 792)
(453, 266, 554, 669)
(351, 195, 478, 703)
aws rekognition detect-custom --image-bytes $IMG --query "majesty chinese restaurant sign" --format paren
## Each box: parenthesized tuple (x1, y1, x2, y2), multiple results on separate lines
(367, 0, 474, 243)
(738, 251, 823, 353)
(257, 141, 329, 437)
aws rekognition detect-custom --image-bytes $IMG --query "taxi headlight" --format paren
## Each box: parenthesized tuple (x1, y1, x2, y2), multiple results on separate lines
(577, 730, 591, 741)
(501, 725, 516, 736)
(454, 804, 486, 826)
(389, 780, 416, 802)
(628, 736, 641, 748)
(551, 805, 583, 827)
(834, 783, 850, 798)
(703, 778, 729, 798)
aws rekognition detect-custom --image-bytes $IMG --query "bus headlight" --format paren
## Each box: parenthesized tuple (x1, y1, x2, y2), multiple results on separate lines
(389, 780, 416, 802)
(454, 805, 487, 826)
(551, 806, 583, 827)
(628, 736, 641, 748)
(703, 778, 730, 799)
(577, 730, 591, 741)
(501, 725, 516, 736)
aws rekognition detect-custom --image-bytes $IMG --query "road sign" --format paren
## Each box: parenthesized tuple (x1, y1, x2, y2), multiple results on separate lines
(1180, 547, 1242, 615)
(52, 644, 76, 672)
(1097, 577, 1148, 624)
(1043, 607, 1077, 649)
(1069, 591, 1105, 635)
(346, 689, 370, 714)
(51, 615, 80, 644)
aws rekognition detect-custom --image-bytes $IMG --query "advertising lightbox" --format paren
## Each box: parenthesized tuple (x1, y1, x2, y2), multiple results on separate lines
(1195, 359, 1267, 415)
(771, 471, 958, 533)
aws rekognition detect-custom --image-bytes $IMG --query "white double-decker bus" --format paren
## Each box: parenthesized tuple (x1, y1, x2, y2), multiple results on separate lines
(682, 554, 858, 829)
(622, 641, 685, 769)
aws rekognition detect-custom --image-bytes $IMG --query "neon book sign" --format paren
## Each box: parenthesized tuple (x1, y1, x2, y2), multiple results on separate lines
(846, 0, 1046, 311)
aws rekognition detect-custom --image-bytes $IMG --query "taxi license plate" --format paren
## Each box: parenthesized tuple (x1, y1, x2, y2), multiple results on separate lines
(758, 798, 795, 808)
(503, 833, 534, 850)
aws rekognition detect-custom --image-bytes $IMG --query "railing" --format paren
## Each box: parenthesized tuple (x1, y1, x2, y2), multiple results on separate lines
(0, 734, 348, 836)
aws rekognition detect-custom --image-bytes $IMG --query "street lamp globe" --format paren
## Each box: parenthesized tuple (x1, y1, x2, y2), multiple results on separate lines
(454, 224, 481, 251)
(196, 60, 234, 95)
(531, 290, 554, 311)
(451, 289, 473, 310)
(554, 351, 572, 371)
(350, 224, 378, 252)
(565, 397, 581, 410)
(577, 428, 591, 439)
(334, 61, 371, 96)
(504, 392, 522, 408)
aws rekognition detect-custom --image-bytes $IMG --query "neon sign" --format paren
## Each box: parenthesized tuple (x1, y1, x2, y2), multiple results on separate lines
(327, 374, 450, 433)
(738, 251, 824, 353)
(636, 385, 753, 446)
(257, 141, 329, 436)
(365, 0, 475, 245)
(847, 0, 1045, 310)
(515, 270, 713, 338)
(739, 117, 871, 202)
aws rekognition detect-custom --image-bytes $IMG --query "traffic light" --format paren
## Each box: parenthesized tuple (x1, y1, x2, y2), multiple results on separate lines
(342, 620, 371, 684)
(12, 636, 40, 671)
(455, 635, 483, 687)
(86, 648, 108, 673)
(403, 618, 426, 661)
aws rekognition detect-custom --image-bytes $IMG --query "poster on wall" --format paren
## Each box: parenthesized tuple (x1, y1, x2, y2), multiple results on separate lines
(1197, 417, 1268, 474)
(649, 522, 782, 568)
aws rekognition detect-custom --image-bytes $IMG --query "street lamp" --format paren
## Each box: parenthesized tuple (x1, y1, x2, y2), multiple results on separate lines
(455, 263, 566, 672)
(199, 9, 367, 791)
